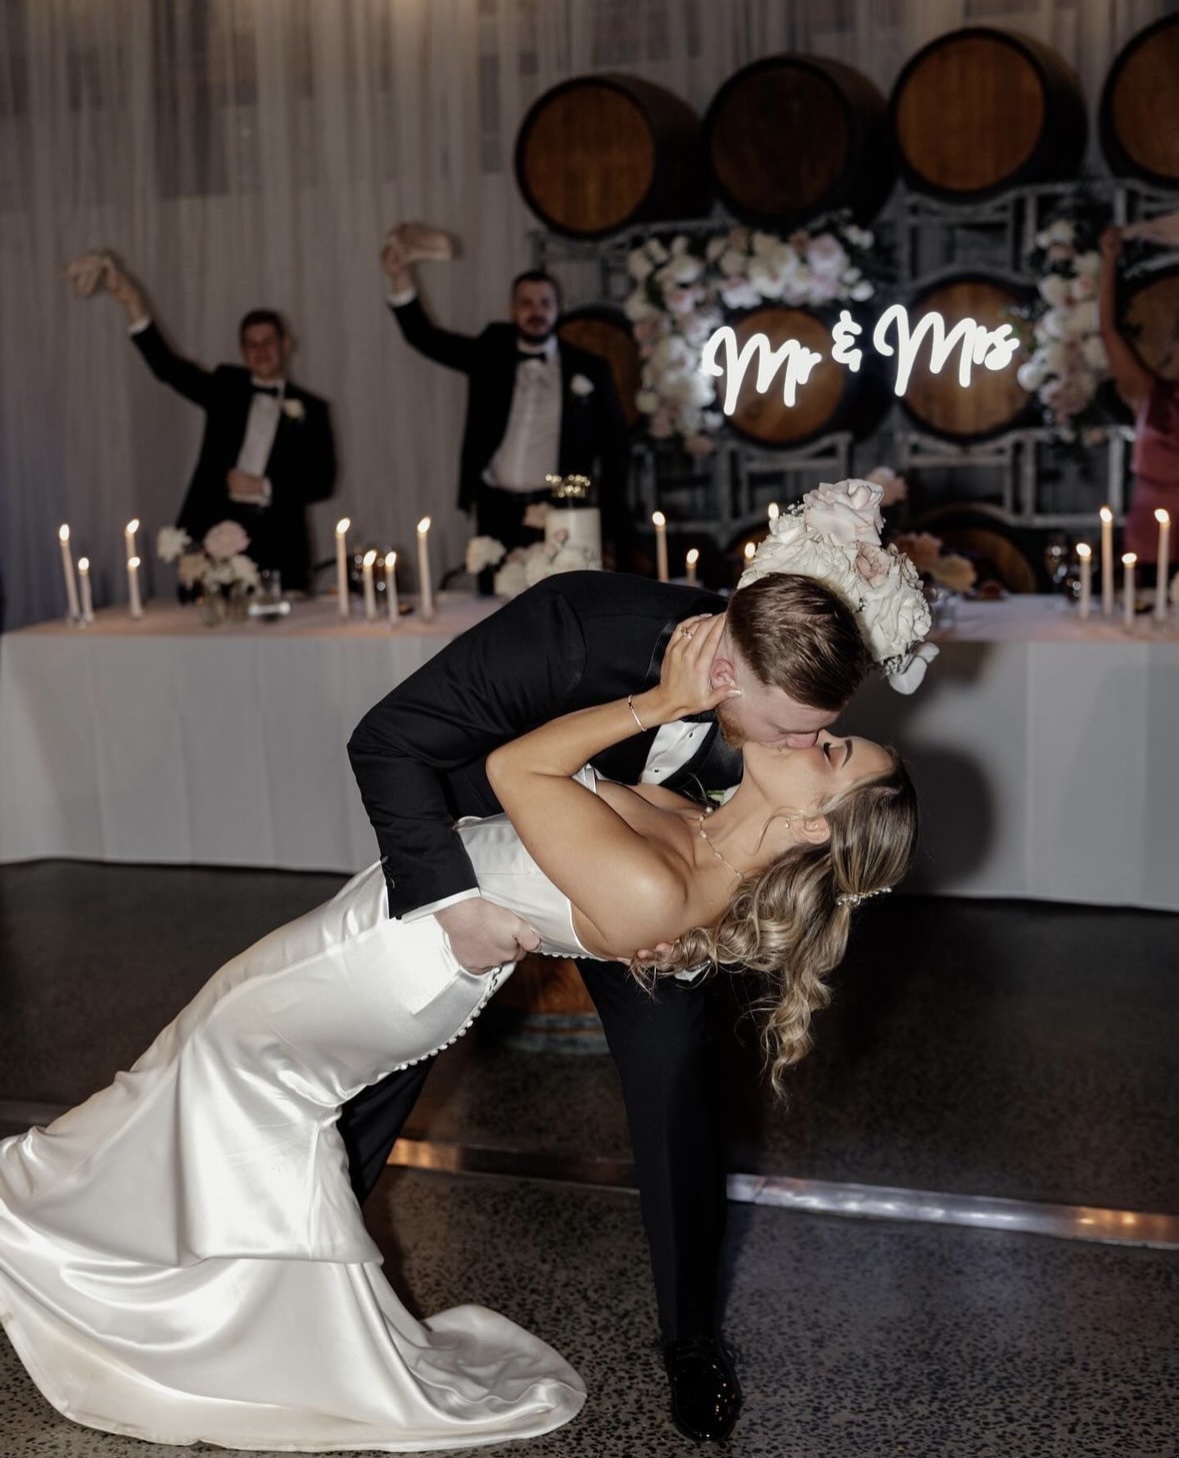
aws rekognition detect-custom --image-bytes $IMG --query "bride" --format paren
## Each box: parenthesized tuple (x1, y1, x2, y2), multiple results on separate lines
(0, 613, 917, 1452)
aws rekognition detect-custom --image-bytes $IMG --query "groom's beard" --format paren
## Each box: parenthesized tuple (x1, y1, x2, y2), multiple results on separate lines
(713, 696, 746, 750)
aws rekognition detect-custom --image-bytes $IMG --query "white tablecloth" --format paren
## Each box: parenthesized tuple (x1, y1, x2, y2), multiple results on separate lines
(2, 593, 1177, 910)
(0, 595, 499, 874)
(849, 596, 1179, 911)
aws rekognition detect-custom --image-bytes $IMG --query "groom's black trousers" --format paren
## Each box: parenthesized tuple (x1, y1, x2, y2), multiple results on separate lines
(338, 956, 729, 1343)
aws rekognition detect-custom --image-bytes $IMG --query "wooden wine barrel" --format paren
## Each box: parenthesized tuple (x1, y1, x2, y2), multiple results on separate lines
(897, 274, 1035, 442)
(558, 305, 642, 428)
(489, 954, 608, 1054)
(723, 305, 889, 448)
(1121, 266, 1179, 379)
(890, 28, 1087, 200)
(1101, 16, 1179, 187)
(515, 74, 711, 239)
(703, 55, 896, 227)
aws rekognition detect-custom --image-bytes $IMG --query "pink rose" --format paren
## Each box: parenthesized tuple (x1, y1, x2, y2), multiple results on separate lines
(855, 542, 894, 587)
(203, 520, 251, 561)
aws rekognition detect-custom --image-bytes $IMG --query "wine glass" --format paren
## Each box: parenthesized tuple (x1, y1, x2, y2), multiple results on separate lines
(1042, 533, 1070, 592)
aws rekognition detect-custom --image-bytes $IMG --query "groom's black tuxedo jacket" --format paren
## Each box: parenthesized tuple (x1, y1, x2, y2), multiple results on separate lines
(348, 571, 739, 919)
(132, 323, 336, 591)
(389, 297, 631, 544)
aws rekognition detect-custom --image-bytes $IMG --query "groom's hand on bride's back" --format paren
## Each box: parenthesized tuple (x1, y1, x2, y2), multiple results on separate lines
(435, 898, 542, 974)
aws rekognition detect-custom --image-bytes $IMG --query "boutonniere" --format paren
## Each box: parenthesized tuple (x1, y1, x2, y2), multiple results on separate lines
(569, 373, 594, 398)
(282, 397, 305, 421)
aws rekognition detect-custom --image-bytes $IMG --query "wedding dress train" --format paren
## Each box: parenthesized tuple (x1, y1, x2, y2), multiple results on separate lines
(0, 796, 599, 1451)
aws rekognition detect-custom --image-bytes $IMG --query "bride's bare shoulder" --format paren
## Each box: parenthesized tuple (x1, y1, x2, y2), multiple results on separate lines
(595, 779, 699, 817)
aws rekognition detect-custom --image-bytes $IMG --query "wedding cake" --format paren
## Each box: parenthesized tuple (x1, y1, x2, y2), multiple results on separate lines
(544, 475, 601, 568)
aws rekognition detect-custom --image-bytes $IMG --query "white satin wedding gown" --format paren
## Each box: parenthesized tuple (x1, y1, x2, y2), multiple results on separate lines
(0, 786, 602, 1452)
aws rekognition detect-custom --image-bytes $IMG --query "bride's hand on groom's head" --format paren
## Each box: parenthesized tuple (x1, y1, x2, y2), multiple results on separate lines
(638, 614, 737, 726)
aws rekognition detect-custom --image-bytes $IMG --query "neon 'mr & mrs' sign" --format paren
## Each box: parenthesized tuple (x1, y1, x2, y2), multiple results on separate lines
(701, 306, 1022, 415)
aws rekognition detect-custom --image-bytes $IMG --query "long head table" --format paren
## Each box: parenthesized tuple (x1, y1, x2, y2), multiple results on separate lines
(2, 592, 1177, 911)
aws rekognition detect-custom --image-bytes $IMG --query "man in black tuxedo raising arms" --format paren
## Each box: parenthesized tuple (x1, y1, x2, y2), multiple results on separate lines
(381, 235, 631, 577)
(343, 567, 872, 1442)
(104, 262, 336, 593)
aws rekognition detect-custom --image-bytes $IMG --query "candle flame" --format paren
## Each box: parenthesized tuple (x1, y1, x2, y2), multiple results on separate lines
(385, 551, 396, 568)
(744, 541, 757, 562)
(59, 524, 70, 542)
(651, 511, 666, 528)
(1076, 543, 1091, 560)
(128, 556, 141, 569)
(767, 502, 780, 520)
(362, 549, 377, 567)
(417, 517, 431, 534)
(1122, 553, 1137, 567)
(126, 518, 140, 534)
(336, 517, 351, 535)
(685, 548, 700, 566)
(1100, 506, 1113, 524)
(78, 557, 90, 571)
(1155, 508, 1170, 526)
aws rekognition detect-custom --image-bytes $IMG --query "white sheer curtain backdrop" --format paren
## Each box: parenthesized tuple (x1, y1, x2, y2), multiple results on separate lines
(0, 0, 1171, 628)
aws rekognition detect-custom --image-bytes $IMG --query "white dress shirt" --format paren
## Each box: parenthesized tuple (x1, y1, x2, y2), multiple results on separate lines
(485, 336, 561, 492)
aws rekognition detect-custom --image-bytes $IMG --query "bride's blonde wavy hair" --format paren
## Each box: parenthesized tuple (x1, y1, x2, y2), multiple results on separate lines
(631, 753, 918, 1097)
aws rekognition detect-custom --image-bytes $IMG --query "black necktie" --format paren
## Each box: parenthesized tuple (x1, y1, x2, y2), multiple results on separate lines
(251, 383, 281, 397)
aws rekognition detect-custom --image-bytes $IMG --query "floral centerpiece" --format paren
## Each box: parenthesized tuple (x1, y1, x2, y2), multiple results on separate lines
(623, 220, 879, 455)
(891, 531, 978, 594)
(739, 478, 935, 694)
(1015, 213, 1111, 442)
(465, 531, 597, 599)
(158, 521, 260, 621)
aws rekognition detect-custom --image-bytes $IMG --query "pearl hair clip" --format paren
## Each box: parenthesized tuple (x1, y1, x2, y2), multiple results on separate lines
(837, 886, 892, 908)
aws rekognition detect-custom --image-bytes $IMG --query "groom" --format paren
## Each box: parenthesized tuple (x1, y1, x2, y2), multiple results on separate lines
(344, 568, 870, 1442)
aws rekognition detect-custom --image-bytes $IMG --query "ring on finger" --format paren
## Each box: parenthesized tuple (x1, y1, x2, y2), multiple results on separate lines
(681, 627, 694, 639)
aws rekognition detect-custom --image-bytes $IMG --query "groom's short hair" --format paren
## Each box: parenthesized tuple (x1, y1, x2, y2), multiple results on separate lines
(727, 574, 870, 711)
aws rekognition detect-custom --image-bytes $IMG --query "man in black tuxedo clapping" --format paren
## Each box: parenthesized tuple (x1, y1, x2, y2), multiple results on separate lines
(104, 263, 336, 594)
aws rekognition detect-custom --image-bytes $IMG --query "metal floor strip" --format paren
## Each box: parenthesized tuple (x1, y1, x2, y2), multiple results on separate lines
(3, 1105, 1174, 1250)
(390, 1138, 1179, 1250)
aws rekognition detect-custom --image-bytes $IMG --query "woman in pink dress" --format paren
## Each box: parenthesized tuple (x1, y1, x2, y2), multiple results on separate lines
(1099, 226, 1179, 573)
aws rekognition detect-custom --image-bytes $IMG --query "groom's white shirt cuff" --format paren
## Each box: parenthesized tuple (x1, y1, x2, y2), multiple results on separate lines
(388, 287, 417, 308)
(128, 316, 152, 335)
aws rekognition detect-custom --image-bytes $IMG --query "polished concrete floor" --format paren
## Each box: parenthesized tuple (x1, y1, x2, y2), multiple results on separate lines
(1, 861, 1177, 1456)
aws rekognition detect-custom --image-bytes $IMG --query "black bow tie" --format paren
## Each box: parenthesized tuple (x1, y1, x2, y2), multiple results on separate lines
(251, 382, 281, 397)
(515, 348, 547, 365)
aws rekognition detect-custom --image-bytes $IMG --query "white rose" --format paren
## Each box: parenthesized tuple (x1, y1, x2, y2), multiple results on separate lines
(1017, 360, 1047, 392)
(1047, 220, 1076, 245)
(718, 278, 762, 310)
(229, 553, 260, 589)
(157, 526, 191, 563)
(465, 536, 507, 575)
(747, 257, 785, 299)
(1038, 274, 1070, 307)
(668, 254, 704, 285)
(1081, 335, 1109, 371)
(849, 279, 875, 302)
(1071, 300, 1099, 335)
(177, 551, 208, 589)
(718, 247, 748, 278)
(802, 479, 884, 546)
(751, 231, 781, 258)
(627, 248, 654, 281)
(861, 558, 931, 663)
(281, 397, 304, 421)
(493, 558, 529, 598)
(569, 373, 594, 397)
(645, 239, 669, 263)
(1074, 251, 1102, 278)
(635, 389, 661, 414)
(1041, 342, 1067, 376)
(807, 234, 848, 279)
(623, 292, 658, 322)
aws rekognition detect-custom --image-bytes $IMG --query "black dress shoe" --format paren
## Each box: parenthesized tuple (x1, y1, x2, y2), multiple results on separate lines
(662, 1334, 742, 1441)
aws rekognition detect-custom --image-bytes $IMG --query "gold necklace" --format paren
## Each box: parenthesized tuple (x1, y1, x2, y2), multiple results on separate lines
(697, 811, 744, 879)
